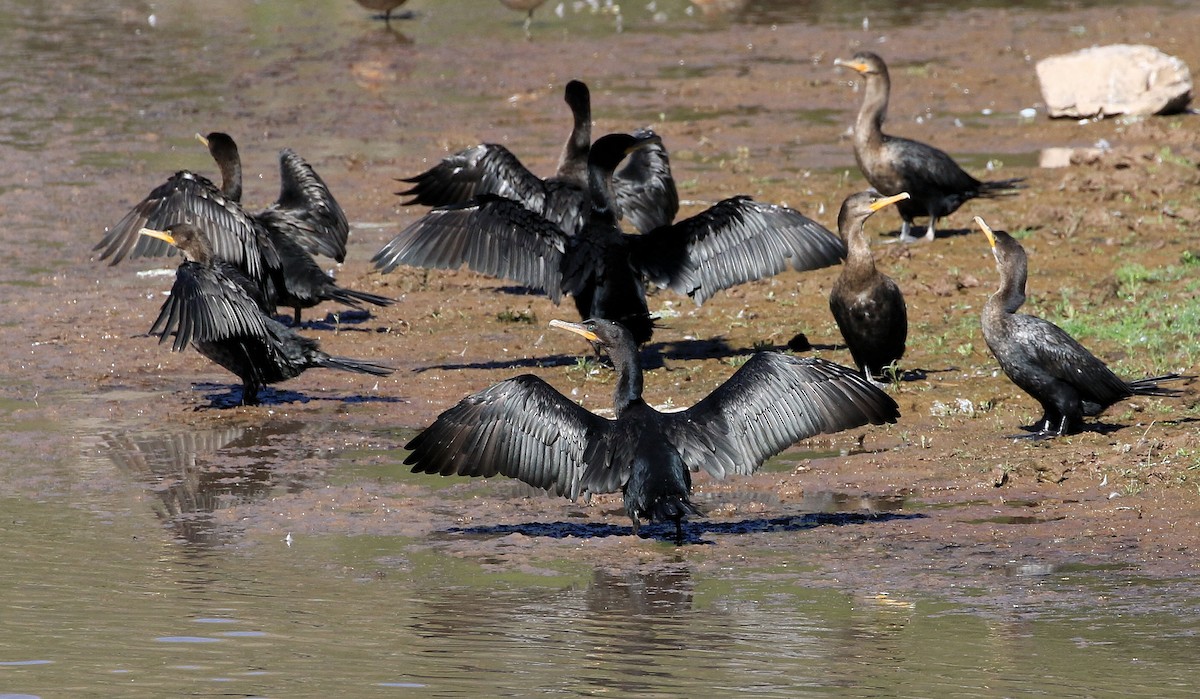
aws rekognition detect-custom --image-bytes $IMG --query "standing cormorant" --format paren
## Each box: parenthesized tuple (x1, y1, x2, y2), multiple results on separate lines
(137, 223, 393, 406)
(405, 318, 900, 542)
(97, 133, 393, 324)
(829, 190, 912, 379)
(835, 52, 1024, 242)
(975, 216, 1182, 437)
(398, 80, 678, 235)
(353, 0, 411, 24)
(498, 0, 548, 38)
(374, 132, 845, 345)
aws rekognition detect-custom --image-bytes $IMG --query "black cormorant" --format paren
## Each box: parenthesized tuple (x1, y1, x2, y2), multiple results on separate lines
(97, 133, 393, 324)
(835, 52, 1024, 242)
(398, 80, 678, 235)
(374, 132, 845, 344)
(405, 318, 900, 542)
(975, 216, 1182, 437)
(137, 223, 393, 406)
(829, 190, 911, 379)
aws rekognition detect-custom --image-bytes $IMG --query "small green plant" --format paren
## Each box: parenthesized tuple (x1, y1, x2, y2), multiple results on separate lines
(496, 309, 536, 324)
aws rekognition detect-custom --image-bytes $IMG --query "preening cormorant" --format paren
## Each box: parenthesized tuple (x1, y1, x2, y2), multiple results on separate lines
(138, 223, 393, 406)
(374, 131, 845, 344)
(398, 79, 678, 235)
(835, 52, 1024, 242)
(97, 132, 393, 324)
(829, 191, 911, 379)
(975, 216, 1182, 437)
(405, 318, 900, 542)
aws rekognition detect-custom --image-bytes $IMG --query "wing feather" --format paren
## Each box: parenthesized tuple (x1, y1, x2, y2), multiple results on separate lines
(406, 375, 613, 500)
(256, 149, 349, 262)
(664, 355, 899, 479)
(632, 196, 846, 304)
(371, 194, 567, 302)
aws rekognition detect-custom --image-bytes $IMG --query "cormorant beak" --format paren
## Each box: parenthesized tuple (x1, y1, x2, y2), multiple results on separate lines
(137, 227, 177, 247)
(550, 319, 599, 343)
(973, 216, 997, 249)
(869, 192, 910, 212)
(195, 133, 209, 147)
(834, 57, 869, 74)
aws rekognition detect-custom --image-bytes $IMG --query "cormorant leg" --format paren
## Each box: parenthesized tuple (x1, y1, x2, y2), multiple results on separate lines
(630, 516, 640, 538)
(240, 381, 261, 406)
(922, 216, 938, 241)
(293, 307, 302, 326)
(674, 518, 685, 545)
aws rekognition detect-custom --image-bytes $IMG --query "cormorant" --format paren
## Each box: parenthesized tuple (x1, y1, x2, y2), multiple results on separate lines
(498, 0, 548, 38)
(975, 216, 1182, 437)
(405, 318, 900, 542)
(835, 52, 1024, 242)
(97, 132, 393, 324)
(353, 0, 411, 23)
(398, 79, 678, 235)
(374, 132, 845, 345)
(829, 190, 912, 379)
(137, 223, 393, 406)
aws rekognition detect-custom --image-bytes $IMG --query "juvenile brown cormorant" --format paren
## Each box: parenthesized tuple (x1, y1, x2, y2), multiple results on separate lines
(374, 132, 845, 345)
(138, 223, 393, 406)
(829, 190, 911, 379)
(975, 216, 1182, 437)
(399, 80, 678, 235)
(405, 318, 900, 542)
(97, 133, 392, 324)
(835, 52, 1024, 242)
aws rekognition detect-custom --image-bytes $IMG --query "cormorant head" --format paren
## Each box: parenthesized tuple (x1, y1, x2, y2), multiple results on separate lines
(587, 132, 662, 174)
(138, 222, 213, 263)
(550, 318, 634, 351)
(974, 216, 1026, 271)
(564, 80, 591, 114)
(195, 132, 239, 163)
(834, 51, 888, 77)
(837, 190, 909, 233)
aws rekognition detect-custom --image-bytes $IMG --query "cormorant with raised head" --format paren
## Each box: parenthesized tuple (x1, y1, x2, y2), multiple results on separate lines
(975, 216, 1182, 437)
(137, 223, 393, 406)
(374, 132, 845, 345)
(835, 52, 1024, 242)
(398, 79, 678, 235)
(829, 190, 911, 379)
(405, 318, 900, 542)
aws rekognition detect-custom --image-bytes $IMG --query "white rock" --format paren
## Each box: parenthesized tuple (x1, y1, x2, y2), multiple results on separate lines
(1035, 44, 1192, 118)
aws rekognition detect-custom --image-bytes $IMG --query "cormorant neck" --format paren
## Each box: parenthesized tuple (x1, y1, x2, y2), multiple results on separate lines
(587, 159, 620, 226)
(854, 72, 889, 149)
(607, 342, 643, 417)
(993, 249, 1028, 314)
(843, 218, 877, 276)
(213, 149, 243, 203)
(556, 101, 592, 184)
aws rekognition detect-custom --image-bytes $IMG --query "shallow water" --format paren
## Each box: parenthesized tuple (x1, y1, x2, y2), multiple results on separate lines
(2, 0, 1199, 696)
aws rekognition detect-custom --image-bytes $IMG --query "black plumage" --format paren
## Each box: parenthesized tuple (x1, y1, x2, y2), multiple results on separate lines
(138, 223, 393, 406)
(405, 318, 900, 542)
(398, 80, 679, 235)
(375, 132, 845, 345)
(835, 52, 1024, 242)
(829, 190, 912, 379)
(97, 132, 393, 324)
(975, 216, 1182, 437)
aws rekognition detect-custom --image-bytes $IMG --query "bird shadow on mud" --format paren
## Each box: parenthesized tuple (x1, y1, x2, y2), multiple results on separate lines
(413, 336, 746, 374)
(444, 511, 924, 545)
(1004, 415, 1200, 441)
(194, 382, 405, 409)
